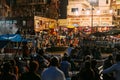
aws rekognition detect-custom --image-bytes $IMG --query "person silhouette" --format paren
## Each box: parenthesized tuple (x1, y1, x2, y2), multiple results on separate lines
(0, 62, 17, 80)
(103, 54, 120, 80)
(19, 60, 41, 80)
(41, 56, 66, 80)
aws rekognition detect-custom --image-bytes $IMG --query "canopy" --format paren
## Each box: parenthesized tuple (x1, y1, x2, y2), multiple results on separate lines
(90, 32, 107, 37)
(0, 34, 27, 42)
(107, 29, 120, 35)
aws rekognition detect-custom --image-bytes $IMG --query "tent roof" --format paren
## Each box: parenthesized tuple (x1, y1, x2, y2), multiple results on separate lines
(0, 34, 28, 42)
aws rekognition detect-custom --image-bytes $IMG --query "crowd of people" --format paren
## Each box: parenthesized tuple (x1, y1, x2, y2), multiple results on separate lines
(0, 42, 120, 80)
(27, 28, 120, 49)
(1, 28, 120, 80)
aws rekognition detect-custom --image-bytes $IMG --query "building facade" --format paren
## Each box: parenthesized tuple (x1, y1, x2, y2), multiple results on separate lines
(58, 0, 120, 33)
(0, 0, 11, 17)
(111, 0, 120, 27)
(0, 0, 120, 34)
(66, 0, 114, 32)
(0, 0, 59, 34)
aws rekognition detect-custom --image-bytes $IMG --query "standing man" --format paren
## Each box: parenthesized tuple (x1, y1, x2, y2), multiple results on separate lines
(41, 56, 66, 80)
(60, 55, 71, 80)
(67, 44, 74, 56)
(22, 41, 29, 58)
(19, 61, 41, 80)
(32, 37, 39, 49)
(102, 54, 120, 80)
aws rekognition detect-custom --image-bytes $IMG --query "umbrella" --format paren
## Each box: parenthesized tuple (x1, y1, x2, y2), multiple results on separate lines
(49, 23, 55, 29)
(73, 24, 79, 27)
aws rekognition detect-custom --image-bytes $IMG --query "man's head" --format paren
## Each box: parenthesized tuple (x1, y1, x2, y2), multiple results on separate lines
(50, 56, 59, 67)
(29, 61, 39, 72)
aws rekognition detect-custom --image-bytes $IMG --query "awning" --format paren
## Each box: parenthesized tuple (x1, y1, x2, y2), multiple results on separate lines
(0, 34, 28, 42)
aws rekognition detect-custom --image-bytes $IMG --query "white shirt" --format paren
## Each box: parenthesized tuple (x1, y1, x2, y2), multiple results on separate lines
(41, 66, 66, 80)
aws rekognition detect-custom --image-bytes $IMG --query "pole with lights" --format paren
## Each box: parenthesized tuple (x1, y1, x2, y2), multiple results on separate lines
(91, 4, 93, 33)
(90, 0, 97, 33)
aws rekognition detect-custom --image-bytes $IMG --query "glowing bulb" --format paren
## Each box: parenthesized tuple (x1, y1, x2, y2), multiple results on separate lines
(86, 10, 90, 15)
(96, 10, 100, 14)
(109, 10, 113, 14)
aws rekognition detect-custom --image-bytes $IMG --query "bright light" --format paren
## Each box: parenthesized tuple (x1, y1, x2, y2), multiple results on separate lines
(109, 10, 113, 14)
(96, 10, 100, 15)
(75, 11, 79, 16)
(86, 10, 90, 15)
